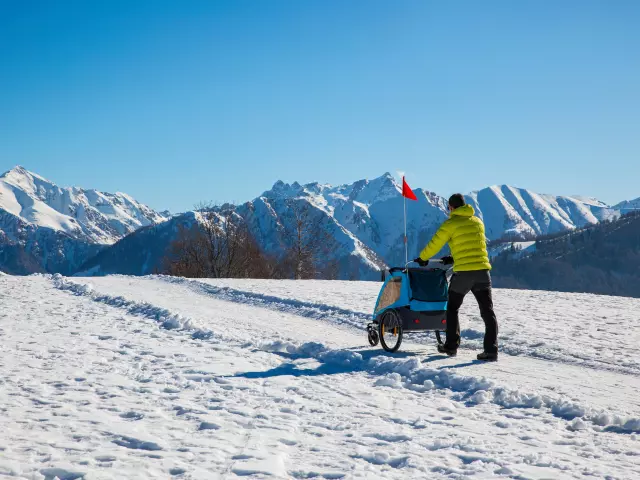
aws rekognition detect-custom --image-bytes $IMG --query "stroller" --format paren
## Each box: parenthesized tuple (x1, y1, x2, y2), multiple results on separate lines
(367, 259, 453, 352)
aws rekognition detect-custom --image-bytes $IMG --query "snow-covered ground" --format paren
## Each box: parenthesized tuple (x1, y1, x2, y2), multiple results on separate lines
(1, 275, 639, 479)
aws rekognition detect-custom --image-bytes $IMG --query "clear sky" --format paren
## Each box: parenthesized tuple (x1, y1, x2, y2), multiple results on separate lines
(1, 0, 638, 212)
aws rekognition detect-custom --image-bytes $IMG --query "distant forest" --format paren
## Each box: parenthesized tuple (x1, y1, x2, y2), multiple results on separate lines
(491, 211, 640, 298)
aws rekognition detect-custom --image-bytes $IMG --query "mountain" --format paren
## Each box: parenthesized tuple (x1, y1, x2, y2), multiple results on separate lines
(77, 172, 628, 280)
(246, 176, 619, 267)
(0, 166, 167, 274)
(465, 185, 615, 241)
(491, 211, 640, 297)
(238, 173, 445, 272)
(75, 212, 200, 276)
(77, 206, 388, 280)
(614, 197, 640, 215)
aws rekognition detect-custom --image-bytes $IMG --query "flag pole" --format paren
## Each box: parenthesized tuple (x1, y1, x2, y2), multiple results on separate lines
(403, 177, 408, 265)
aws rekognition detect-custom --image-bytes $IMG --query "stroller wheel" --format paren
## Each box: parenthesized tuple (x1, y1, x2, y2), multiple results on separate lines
(368, 328, 379, 347)
(435, 331, 444, 346)
(379, 309, 403, 353)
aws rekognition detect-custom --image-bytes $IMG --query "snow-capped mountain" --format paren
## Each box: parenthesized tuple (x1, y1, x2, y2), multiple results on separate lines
(614, 197, 640, 214)
(465, 185, 616, 241)
(0, 166, 166, 243)
(78, 172, 627, 280)
(77, 205, 388, 280)
(252, 175, 617, 266)
(238, 195, 386, 279)
(0, 166, 167, 274)
(249, 174, 449, 268)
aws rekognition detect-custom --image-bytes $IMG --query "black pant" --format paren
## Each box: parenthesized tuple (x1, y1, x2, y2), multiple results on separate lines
(445, 270, 498, 354)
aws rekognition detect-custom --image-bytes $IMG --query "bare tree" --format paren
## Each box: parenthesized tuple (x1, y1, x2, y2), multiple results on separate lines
(280, 199, 338, 280)
(164, 203, 273, 278)
(164, 224, 210, 277)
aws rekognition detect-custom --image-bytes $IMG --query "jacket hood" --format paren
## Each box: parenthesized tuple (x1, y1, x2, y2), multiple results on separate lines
(451, 204, 475, 218)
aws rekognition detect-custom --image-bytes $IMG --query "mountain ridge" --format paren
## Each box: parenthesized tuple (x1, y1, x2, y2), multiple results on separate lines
(0, 166, 167, 274)
(1, 166, 634, 278)
(73, 171, 630, 280)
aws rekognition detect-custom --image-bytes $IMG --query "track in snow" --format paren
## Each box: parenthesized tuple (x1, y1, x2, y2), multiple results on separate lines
(1, 274, 639, 479)
(156, 276, 640, 376)
(54, 276, 640, 427)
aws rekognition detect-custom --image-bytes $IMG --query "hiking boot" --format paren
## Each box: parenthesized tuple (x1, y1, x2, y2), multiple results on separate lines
(477, 351, 498, 362)
(437, 344, 457, 357)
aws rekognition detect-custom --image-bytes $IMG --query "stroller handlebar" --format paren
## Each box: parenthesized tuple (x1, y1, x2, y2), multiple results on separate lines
(387, 258, 452, 273)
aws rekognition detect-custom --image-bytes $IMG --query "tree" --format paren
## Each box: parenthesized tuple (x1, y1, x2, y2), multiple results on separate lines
(280, 199, 338, 280)
(164, 204, 273, 278)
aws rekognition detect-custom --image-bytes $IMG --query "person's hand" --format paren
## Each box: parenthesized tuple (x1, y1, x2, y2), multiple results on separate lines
(413, 257, 428, 266)
(441, 255, 454, 265)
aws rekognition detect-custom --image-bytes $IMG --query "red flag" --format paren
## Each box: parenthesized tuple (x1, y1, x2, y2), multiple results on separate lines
(402, 176, 418, 201)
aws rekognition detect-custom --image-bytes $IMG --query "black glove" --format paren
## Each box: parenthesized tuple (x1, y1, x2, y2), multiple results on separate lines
(441, 255, 454, 265)
(414, 257, 428, 266)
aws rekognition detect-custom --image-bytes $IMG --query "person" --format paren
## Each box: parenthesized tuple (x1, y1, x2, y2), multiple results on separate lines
(414, 194, 498, 361)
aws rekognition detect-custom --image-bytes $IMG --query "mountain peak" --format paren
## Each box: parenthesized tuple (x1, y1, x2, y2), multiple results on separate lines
(264, 179, 307, 199)
(1, 165, 50, 185)
(368, 171, 400, 192)
(7, 164, 26, 174)
(1, 165, 28, 178)
(0, 165, 166, 247)
(373, 172, 396, 184)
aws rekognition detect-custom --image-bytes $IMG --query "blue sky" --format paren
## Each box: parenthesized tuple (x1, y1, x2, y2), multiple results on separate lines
(1, 0, 638, 212)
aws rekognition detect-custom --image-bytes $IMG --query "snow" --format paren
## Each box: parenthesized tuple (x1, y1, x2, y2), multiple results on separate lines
(615, 197, 640, 214)
(251, 176, 619, 277)
(0, 166, 166, 245)
(465, 185, 613, 241)
(1, 275, 639, 479)
(488, 241, 536, 259)
(0, 175, 82, 234)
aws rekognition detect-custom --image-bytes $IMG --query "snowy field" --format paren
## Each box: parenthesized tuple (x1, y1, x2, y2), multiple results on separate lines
(0, 275, 639, 479)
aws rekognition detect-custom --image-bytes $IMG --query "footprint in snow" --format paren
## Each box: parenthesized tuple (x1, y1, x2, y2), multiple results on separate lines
(198, 421, 221, 431)
(40, 468, 85, 480)
(112, 435, 162, 451)
(279, 438, 298, 446)
(120, 411, 145, 420)
(364, 433, 412, 443)
(353, 452, 410, 468)
(231, 454, 253, 460)
(95, 455, 117, 462)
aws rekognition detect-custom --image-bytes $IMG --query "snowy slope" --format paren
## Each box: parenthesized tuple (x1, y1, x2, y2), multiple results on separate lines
(74, 211, 203, 276)
(0, 166, 166, 243)
(239, 194, 388, 280)
(465, 185, 615, 240)
(255, 174, 450, 266)
(0, 166, 167, 274)
(256, 176, 620, 262)
(2, 274, 639, 479)
(488, 241, 536, 260)
(615, 196, 640, 214)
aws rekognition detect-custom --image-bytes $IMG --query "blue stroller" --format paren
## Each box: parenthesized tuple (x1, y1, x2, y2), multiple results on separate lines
(367, 259, 453, 352)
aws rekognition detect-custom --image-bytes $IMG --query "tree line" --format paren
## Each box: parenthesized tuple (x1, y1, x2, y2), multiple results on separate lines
(163, 200, 340, 280)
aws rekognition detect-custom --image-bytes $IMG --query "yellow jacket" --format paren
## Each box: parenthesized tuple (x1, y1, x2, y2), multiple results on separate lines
(419, 204, 491, 272)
